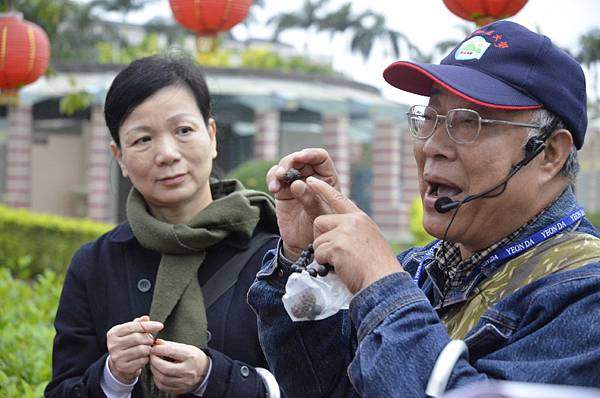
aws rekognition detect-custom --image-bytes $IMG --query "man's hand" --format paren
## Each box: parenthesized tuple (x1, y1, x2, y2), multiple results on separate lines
(307, 177, 404, 293)
(149, 339, 209, 395)
(267, 148, 340, 260)
(106, 315, 164, 384)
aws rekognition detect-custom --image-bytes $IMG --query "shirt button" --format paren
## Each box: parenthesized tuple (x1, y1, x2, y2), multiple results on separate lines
(137, 278, 151, 293)
(240, 365, 250, 378)
(278, 269, 284, 277)
(207, 330, 212, 343)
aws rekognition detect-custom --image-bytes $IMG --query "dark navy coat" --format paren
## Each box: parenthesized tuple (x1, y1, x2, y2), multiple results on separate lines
(45, 221, 278, 398)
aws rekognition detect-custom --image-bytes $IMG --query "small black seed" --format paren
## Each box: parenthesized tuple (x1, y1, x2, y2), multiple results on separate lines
(283, 168, 302, 184)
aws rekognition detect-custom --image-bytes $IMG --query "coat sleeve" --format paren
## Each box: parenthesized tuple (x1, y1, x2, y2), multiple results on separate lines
(44, 246, 111, 398)
(201, 348, 267, 398)
(247, 248, 359, 398)
(348, 269, 600, 397)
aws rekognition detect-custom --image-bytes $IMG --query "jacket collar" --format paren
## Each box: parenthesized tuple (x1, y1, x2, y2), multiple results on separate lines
(108, 222, 135, 243)
(425, 185, 597, 308)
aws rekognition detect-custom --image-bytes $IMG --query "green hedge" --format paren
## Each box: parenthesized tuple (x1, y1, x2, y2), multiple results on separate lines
(0, 205, 112, 277)
(226, 159, 277, 196)
(0, 268, 62, 396)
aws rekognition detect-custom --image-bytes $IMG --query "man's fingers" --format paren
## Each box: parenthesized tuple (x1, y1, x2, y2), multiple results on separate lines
(306, 176, 359, 214)
(266, 165, 282, 193)
(269, 149, 339, 189)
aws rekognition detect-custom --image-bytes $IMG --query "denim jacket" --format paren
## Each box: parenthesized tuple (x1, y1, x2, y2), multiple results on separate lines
(247, 187, 600, 397)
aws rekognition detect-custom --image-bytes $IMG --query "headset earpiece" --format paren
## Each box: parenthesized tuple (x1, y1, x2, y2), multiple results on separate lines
(522, 137, 546, 166)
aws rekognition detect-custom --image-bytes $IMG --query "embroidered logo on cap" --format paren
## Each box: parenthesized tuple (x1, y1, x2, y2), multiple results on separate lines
(455, 36, 491, 61)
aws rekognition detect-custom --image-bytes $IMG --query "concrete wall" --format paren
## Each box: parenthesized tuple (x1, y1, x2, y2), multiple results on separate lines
(31, 134, 86, 218)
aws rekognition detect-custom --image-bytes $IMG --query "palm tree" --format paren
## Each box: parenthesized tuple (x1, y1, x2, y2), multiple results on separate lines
(268, 1, 419, 61)
(6, 0, 111, 65)
(269, 0, 330, 41)
(347, 10, 418, 61)
(89, 0, 156, 15)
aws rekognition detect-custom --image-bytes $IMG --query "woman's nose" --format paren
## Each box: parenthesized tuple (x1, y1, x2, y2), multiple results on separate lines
(155, 135, 181, 165)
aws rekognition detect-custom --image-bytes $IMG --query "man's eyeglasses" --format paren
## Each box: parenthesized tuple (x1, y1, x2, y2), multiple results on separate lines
(406, 105, 542, 144)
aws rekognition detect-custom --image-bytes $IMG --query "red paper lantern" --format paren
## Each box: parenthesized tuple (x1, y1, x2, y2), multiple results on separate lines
(442, 0, 528, 26)
(0, 12, 50, 104)
(169, 0, 253, 36)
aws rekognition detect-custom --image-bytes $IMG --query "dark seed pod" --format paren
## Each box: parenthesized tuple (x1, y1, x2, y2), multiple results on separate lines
(309, 262, 333, 277)
(290, 291, 322, 320)
(290, 244, 315, 273)
(283, 168, 302, 184)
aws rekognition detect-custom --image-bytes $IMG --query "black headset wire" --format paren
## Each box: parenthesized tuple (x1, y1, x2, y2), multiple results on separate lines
(435, 116, 561, 308)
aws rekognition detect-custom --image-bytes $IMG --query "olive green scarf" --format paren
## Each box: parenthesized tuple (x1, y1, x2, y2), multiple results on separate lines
(126, 179, 276, 397)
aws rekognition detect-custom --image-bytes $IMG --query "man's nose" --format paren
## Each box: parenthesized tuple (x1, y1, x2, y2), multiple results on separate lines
(421, 117, 454, 157)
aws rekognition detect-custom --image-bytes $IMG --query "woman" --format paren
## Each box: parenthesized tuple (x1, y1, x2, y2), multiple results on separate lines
(45, 55, 280, 397)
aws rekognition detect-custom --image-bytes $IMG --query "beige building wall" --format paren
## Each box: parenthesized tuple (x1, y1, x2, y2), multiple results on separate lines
(31, 134, 86, 218)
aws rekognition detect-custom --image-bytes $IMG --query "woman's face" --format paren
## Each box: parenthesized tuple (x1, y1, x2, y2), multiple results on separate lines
(111, 85, 217, 221)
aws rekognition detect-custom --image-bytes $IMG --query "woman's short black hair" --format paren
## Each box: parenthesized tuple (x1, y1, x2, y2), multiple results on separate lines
(104, 55, 212, 146)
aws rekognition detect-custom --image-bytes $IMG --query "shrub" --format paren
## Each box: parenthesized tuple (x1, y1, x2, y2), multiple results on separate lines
(0, 268, 62, 396)
(226, 159, 277, 195)
(587, 211, 600, 230)
(410, 197, 435, 247)
(0, 205, 112, 277)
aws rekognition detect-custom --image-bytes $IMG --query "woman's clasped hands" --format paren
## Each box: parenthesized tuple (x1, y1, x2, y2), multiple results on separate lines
(106, 315, 210, 394)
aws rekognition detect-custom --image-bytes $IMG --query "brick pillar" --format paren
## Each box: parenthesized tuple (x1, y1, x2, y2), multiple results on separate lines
(5, 105, 33, 208)
(322, 114, 350, 195)
(86, 105, 112, 222)
(399, 126, 420, 234)
(254, 109, 280, 160)
(372, 119, 403, 239)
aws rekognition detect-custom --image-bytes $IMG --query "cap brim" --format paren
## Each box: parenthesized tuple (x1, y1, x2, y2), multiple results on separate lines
(383, 61, 542, 110)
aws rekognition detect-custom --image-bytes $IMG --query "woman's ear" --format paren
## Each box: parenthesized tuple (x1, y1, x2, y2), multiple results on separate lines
(208, 118, 217, 159)
(110, 141, 128, 178)
(540, 129, 573, 179)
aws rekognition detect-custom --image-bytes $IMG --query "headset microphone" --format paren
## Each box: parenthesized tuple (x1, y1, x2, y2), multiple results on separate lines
(434, 196, 457, 213)
(434, 136, 548, 214)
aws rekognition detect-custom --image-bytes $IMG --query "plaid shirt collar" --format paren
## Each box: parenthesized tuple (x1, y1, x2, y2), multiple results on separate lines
(432, 211, 542, 294)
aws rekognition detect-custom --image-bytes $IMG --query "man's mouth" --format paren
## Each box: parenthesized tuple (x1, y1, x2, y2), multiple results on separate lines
(428, 182, 463, 198)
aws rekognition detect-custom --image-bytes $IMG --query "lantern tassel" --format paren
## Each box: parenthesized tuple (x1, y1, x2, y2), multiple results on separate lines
(195, 35, 219, 54)
(0, 88, 20, 106)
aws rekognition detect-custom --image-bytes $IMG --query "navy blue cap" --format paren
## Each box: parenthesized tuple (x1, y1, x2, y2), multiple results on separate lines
(384, 21, 588, 149)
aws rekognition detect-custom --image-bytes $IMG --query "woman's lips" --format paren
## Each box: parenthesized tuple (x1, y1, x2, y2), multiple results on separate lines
(158, 173, 186, 186)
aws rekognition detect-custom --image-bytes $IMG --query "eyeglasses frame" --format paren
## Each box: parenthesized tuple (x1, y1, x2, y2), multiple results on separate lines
(406, 105, 543, 144)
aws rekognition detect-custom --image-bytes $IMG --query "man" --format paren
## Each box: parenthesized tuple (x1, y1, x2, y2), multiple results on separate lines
(247, 21, 600, 397)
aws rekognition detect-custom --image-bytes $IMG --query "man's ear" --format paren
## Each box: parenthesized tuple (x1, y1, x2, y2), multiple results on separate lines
(110, 141, 128, 178)
(540, 129, 573, 179)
